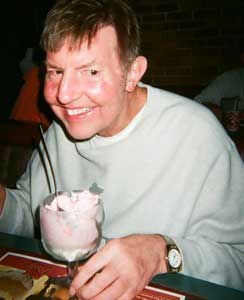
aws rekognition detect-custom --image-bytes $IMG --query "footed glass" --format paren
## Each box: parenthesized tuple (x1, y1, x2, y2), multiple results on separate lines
(40, 190, 104, 293)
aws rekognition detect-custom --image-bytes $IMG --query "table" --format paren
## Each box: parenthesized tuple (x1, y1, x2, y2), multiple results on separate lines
(0, 232, 244, 300)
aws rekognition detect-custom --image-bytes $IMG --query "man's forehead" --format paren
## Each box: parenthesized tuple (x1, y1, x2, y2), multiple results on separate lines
(46, 26, 120, 61)
(45, 26, 121, 67)
(64, 25, 119, 51)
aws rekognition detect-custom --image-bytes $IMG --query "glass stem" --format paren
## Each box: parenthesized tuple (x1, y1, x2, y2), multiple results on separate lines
(67, 261, 79, 281)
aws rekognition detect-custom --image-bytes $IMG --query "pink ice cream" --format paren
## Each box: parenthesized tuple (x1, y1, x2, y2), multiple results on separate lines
(40, 190, 102, 262)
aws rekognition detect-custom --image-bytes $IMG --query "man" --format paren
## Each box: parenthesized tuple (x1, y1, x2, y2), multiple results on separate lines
(195, 40, 244, 109)
(0, 0, 244, 299)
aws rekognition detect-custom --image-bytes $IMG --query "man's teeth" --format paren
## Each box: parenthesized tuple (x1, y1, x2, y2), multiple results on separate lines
(66, 108, 92, 115)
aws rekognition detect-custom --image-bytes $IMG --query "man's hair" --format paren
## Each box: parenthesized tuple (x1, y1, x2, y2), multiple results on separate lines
(40, 0, 141, 67)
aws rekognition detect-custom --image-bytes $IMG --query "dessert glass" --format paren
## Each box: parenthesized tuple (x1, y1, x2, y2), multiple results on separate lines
(40, 190, 104, 286)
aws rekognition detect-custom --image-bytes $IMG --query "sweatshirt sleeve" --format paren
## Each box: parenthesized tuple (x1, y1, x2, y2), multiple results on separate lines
(174, 144, 244, 291)
(0, 123, 57, 238)
(0, 170, 35, 237)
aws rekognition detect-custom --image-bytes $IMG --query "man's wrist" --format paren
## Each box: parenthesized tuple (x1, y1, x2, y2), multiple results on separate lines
(157, 234, 183, 273)
(164, 236, 183, 273)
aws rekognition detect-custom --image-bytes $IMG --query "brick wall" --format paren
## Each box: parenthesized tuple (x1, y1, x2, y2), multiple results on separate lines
(130, 0, 244, 98)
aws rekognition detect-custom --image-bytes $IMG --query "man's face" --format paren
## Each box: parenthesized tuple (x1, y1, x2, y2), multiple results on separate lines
(44, 26, 131, 139)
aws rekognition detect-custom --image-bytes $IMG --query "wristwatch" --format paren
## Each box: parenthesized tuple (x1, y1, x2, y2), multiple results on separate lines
(164, 236, 183, 273)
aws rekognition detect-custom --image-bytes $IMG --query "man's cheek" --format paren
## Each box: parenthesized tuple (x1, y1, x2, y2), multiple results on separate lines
(44, 85, 56, 105)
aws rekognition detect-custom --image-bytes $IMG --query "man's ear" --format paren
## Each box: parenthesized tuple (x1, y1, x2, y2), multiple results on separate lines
(126, 56, 147, 92)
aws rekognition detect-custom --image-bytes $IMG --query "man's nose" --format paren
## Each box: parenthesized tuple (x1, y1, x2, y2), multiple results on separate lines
(57, 73, 80, 104)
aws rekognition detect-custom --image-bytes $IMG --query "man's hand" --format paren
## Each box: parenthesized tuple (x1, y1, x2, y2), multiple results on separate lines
(0, 185, 6, 215)
(70, 234, 168, 300)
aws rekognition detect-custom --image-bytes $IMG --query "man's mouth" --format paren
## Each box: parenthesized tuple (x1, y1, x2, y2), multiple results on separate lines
(66, 107, 93, 116)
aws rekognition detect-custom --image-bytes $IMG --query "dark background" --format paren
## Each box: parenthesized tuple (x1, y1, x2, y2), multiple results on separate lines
(1, 0, 243, 118)
(0, 0, 55, 119)
(131, 0, 244, 96)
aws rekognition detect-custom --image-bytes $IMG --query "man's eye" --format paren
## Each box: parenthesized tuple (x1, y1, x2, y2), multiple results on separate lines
(46, 69, 63, 79)
(87, 69, 99, 76)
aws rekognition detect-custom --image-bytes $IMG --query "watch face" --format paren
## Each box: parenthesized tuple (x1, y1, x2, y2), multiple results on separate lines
(168, 248, 182, 268)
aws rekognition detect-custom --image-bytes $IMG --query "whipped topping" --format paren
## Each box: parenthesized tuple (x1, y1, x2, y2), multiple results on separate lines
(45, 190, 99, 216)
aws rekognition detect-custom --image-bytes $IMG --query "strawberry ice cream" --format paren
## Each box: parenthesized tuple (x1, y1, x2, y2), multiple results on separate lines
(40, 190, 103, 262)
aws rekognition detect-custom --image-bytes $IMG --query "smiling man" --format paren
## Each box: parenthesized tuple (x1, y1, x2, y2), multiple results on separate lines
(43, 25, 147, 139)
(0, 0, 244, 299)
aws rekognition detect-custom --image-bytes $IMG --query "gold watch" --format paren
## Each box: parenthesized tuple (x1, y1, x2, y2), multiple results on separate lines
(164, 236, 183, 273)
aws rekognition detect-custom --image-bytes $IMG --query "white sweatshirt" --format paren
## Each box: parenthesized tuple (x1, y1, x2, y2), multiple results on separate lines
(1, 84, 244, 291)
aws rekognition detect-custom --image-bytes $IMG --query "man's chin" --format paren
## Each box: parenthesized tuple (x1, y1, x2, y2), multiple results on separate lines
(65, 126, 96, 141)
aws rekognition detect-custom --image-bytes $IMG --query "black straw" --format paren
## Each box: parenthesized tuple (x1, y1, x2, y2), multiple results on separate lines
(39, 124, 57, 195)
